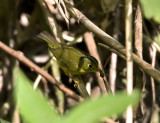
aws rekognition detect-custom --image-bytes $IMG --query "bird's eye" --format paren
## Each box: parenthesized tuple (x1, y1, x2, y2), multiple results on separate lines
(88, 64, 92, 68)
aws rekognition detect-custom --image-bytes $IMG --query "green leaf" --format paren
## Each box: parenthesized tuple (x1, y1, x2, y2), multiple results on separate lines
(13, 67, 140, 123)
(0, 118, 11, 123)
(14, 68, 60, 123)
(62, 91, 140, 123)
(140, 0, 160, 23)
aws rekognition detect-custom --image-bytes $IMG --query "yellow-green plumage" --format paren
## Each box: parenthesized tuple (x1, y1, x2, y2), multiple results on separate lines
(38, 32, 101, 76)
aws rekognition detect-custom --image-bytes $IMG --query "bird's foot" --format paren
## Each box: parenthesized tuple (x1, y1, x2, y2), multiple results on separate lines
(74, 80, 80, 88)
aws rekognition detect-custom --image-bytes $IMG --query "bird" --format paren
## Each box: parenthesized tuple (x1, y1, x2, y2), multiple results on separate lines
(38, 31, 104, 80)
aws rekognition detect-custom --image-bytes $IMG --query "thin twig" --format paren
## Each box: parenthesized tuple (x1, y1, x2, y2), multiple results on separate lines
(109, 6, 120, 93)
(109, 53, 117, 93)
(125, 0, 133, 122)
(0, 41, 83, 102)
(134, 3, 144, 90)
(135, 4, 143, 58)
(51, 59, 65, 114)
(150, 45, 156, 104)
(37, 0, 64, 43)
(134, 3, 144, 118)
(98, 43, 126, 60)
(54, 0, 69, 28)
(84, 32, 108, 93)
(143, 35, 160, 52)
(34, 58, 52, 89)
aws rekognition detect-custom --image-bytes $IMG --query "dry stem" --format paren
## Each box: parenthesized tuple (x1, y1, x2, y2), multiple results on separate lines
(0, 41, 82, 102)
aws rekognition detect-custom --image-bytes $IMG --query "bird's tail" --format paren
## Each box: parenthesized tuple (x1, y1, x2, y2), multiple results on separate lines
(38, 31, 61, 48)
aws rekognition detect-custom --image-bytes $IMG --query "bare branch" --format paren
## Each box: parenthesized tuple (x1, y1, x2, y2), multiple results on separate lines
(64, 0, 160, 83)
(0, 41, 83, 102)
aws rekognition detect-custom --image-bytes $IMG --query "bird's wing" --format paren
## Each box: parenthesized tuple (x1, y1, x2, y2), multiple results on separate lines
(51, 46, 84, 73)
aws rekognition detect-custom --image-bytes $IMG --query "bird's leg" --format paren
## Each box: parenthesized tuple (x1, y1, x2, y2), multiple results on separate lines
(74, 80, 80, 88)
(69, 75, 80, 87)
(72, 75, 90, 98)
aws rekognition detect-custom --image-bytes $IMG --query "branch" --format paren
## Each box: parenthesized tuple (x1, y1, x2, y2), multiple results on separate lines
(64, 1, 160, 83)
(84, 32, 107, 93)
(125, 0, 133, 122)
(0, 41, 83, 102)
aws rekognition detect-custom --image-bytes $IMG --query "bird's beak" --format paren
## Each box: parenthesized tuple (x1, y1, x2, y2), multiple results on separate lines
(97, 68, 104, 78)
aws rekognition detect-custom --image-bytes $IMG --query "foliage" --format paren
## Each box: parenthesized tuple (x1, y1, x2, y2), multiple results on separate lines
(140, 0, 160, 23)
(0, 0, 160, 122)
(14, 67, 59, 123)
(13, 67, 139, 123)
(0, 119, 11, 123)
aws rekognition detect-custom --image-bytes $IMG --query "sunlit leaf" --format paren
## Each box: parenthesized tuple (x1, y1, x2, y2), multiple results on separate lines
(141, 0, 160, 23)
(0, 118, 11, 123)
(14, 68, 59, 123)
(62, 91, 140, 123)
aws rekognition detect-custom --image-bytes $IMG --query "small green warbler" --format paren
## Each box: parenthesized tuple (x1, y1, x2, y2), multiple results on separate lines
(38, 32, 103, 78)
